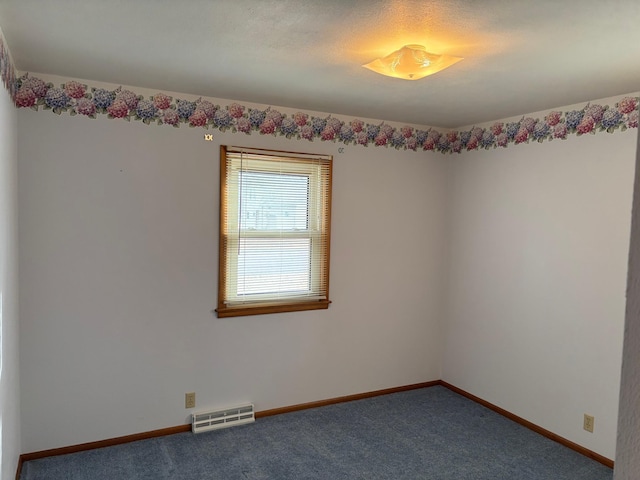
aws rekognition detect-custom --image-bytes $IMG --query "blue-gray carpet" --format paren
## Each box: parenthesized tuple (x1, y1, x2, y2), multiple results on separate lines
(20, 386, 613, 479)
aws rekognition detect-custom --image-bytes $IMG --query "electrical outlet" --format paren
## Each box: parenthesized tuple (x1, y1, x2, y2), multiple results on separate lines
(185, 392, 196, 409)
(583, 414, 594, 433)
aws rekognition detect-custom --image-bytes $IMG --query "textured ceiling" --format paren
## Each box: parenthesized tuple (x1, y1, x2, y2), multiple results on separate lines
(0, 0, 639, 128)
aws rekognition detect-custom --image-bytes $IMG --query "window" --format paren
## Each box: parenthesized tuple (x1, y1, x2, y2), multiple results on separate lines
(217, 146, 332, 317)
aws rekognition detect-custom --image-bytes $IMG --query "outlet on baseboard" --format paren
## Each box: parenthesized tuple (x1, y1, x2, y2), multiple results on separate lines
(583, 414, 594, 433)
(185, 392, 196, 409)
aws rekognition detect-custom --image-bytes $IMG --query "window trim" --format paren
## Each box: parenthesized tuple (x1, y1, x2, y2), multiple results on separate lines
(216, 145, 332, 318)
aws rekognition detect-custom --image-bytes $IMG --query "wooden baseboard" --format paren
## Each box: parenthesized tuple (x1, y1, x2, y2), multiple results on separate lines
(439, 381, 614, 469)
(15, 457, 23, 480)
(255, 381, 440, 418)
(16, 380, 439, 473)
(16, 379, 613, 478)
(18, 424, 191, 467)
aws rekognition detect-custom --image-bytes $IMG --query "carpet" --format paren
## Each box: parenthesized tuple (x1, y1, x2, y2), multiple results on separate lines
(20, 386, 613, 479)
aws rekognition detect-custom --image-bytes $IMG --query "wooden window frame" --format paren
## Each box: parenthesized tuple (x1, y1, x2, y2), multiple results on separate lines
(216, 146, 332, 318)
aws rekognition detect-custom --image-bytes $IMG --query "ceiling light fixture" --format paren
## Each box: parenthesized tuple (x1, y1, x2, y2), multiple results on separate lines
(363, 44, 463, 80)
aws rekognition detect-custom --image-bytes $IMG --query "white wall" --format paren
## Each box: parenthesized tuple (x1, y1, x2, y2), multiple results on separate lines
(17, 87, 449, 453)
(442, 99, 637, 459)
(614, 127, 640, 479)
(0, 63, 20, 478)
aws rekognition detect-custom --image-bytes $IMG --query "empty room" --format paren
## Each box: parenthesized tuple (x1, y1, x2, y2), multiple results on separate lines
(1, 1, 639, 479)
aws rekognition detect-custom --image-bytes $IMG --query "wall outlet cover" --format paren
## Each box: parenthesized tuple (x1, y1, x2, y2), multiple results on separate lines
(583, 414, 594, 433)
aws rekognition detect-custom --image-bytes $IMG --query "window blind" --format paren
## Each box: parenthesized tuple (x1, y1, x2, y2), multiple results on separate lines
(218, 146, 332, 316)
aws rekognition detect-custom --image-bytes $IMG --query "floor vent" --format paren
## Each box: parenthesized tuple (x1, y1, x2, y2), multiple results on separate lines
(192, 404, 255, 434)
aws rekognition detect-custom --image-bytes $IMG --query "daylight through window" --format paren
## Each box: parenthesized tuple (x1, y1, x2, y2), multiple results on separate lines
(217, 146, 332, 317)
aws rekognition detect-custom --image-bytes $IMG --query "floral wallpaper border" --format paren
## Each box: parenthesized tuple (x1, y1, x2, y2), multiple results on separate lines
(0, 28, 17, 101)
(1, 33, 638, 154)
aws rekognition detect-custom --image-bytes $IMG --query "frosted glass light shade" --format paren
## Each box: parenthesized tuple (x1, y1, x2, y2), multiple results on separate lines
(363, 44, 462, 80)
